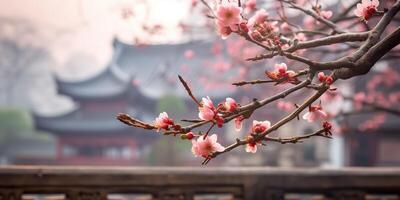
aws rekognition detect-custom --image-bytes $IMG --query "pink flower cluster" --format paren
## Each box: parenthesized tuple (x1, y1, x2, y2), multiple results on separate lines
(302, 104, 328, 123)
(359, 113, 386, 131)
(265, 63, 299, 84)
(154, 112, 174, 131)
(246, 120, 271, 153)
(354, 0, 379, 21)
(303, 9, 333, 29)
(244, 0, 256, 13)
(353, 92, 367, 110)
(198, 97, 238, 127)
(214, 3, 282, 46)
(154, 97, 239, 158)
(215, 2, 243, 39)
(247, 9, 280, 43)
(318, 72, 334, 85)
(319, 10, 333, 19)
(277, 100, 295, 112)
(191, 134, 225, 157)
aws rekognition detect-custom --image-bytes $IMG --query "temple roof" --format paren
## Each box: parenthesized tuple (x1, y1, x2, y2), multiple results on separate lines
(36, 39, 238, 134)
(56, 62, 131, 101)
(56, 39, 236, 101)
(34, 110, 125, 134)
(34, 107, 156, 137)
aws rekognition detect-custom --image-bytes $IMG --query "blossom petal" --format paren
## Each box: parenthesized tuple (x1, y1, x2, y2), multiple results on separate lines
(209, 134, 218, 143)
(213, 143, 226, 152)
(235, 118, 243, 131)
(372, 0, 379, 7)
(245, 144, 257, 153)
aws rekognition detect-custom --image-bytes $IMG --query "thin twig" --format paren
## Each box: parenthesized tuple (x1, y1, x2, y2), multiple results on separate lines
(265, 129, 331, 144)
(178, 75, 201, 107)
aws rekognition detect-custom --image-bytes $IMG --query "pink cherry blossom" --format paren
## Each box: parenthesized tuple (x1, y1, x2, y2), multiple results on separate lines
(191, 0, 198, 7)
(320, 10, 333, 19)
(358, 113, 385, 131)
(246, 143, 257, 153)
(280, 22, 291, 32)
(216, 3, 243, 31)
(154, 112, 174, 131)
(212, 61, 231, 72)
(223, 97, 238, 112)
(323, 121, 333, 136)
(131, 79, 140, 86)
(353, 92, 366, 110)
(354, 0, 379, 21)
(191, 134, 225, 157)
(245, 135, 259, 153)
(318, 72, 334, 85)
(199, 96, 216, 121)
(295, 33, 307, 42)
(318, 72, 326, 82)
(275, 63, 287, 74)
(265, 63, 299, 84)
(248, 9, 268, 28)
(252, 120, 271, 134)
(244, 0, 257, 13)
(234, 115, 244, 131)
(303, 15, 315, 29)
(184, 49, 195, 59)
(211, 42, 223, 55)
(302, 105, 328, 122)
(277, 100, 295, 112)
(389, 92, 400, 104)
(215, 22, 232, 39)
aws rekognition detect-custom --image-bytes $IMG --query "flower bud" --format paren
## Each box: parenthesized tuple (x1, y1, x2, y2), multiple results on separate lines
(186, 132, 194, 140)
(325, 76, 334, 85)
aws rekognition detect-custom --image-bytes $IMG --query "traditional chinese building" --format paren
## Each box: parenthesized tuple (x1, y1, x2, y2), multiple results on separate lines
(34, 39, 236, 166)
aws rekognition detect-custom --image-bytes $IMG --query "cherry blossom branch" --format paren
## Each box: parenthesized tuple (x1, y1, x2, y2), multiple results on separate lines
(279, 0, 344, 34)
(331, 1, 359, 23)
(286, 31, 370, 52)
(257, 85, 329, 139)
(294, 30, 330, 36)
(178, 75, 201, 106)
(247, 31, 368, 66)
(246, 52, 278, 61)
(236, 78, 312, 112)
(182, 78, 313, 134)
(334, 27, 400, 79)
(116, 0, 400, 165)
(116, 113, 156, 130)
(247, 1, 400, 73)
(232, 69, 309, 86)
(264, 128, 331, 144)
(117, 77, 314, 141)
(207, 82, 329, 161)
(232, 79, 276, 86)
(351, 1, 400, 62)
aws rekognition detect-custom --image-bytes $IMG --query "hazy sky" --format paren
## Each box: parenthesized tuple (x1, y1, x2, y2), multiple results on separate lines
(0, 0, 191, 81)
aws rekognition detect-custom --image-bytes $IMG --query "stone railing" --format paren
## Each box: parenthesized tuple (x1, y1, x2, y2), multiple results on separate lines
(0, 166, 399, 200)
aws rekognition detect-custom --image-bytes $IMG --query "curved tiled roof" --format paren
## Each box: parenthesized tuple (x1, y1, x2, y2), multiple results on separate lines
(56, 39, 236, 100)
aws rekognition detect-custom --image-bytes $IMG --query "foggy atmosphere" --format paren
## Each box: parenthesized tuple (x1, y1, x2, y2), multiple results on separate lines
(0, 0, 399, 199)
